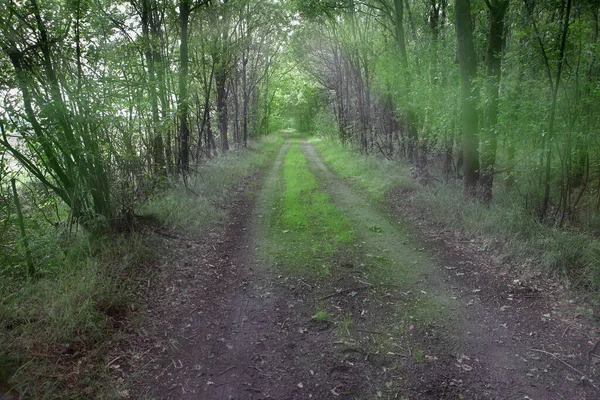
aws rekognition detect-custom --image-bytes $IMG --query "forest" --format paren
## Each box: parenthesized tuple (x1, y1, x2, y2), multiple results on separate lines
(1, 0, 599, 397)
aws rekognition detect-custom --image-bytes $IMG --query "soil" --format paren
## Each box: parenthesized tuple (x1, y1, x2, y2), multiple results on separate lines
(114, 139, 600, 399)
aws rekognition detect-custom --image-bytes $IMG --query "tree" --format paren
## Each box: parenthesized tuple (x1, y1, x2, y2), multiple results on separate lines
(0, 0, 111, 227)
(455, 0, 480, 197)
(178, 0, 192, 175)
(480, 0, 509, 204)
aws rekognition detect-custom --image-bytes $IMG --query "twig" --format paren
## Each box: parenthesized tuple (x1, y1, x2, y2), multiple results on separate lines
(107, 355, 123, 367)
(251, 365, 279, 378)
(319, 285, 371, 301)
(30, 352, 55, 359)
(217, 365, 236, 376)
(297, 278, 312, 289)
(530, 348, 598, 390)
(153, 229, 183, 240)
(279, 319, 287, 333)
(357, 329, 386, 335)
(182, 173, 200, 197)
(182, 333, 200, 340)
(562, 319, 576, 338)
(588, 341, 600, 360)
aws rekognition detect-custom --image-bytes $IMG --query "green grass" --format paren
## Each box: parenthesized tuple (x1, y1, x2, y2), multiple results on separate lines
(338, 312, 354, 338)
(310, 137, 418, 201)
(269, 142, 355, 275)
(0, 232, 154, 398)
(312, 310, 330, 323)
(408, 183, 600, 290)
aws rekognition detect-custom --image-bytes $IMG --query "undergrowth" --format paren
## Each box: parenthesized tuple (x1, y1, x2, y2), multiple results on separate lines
(0, 232, 153, 398)
(415, 184, 600, 291)
(269, 141, 355, 275)
(142, 135, 283, 234)
(311, 136, 600, 294)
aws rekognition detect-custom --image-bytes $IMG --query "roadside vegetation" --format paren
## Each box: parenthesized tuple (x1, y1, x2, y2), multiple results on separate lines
(262, 1, 600, 298)
(1, 0, 287, 394)
(143, 136, 283, 234)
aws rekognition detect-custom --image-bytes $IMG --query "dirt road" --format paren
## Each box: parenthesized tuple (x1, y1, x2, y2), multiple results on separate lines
(127, 138, 599, 399)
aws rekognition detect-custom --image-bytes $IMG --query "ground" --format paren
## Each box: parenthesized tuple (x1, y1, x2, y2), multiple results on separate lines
(115, 138, 599, 399)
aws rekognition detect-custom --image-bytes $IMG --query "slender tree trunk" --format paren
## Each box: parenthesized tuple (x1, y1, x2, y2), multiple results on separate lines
(178, 0, 191, 175)
(540, 0, 572, 220)
(208, 116, 218, 157)
(242, 52, 249, 147)
(153, 21, 171, 171)
(233, 78, 240, 145)
(197, 64, 214, 160)
(480, 0, 509, 204)
(216, 70, 229, 152)
(455, 0, 480, 197)
(11, 179, 34, 277)
(141, 0, 165, 174)
(393, 0, 420, 169)
(393, 0, 408, 67)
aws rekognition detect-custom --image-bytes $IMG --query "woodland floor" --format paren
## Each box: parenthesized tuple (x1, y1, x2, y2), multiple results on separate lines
(115, 138, 600, 399)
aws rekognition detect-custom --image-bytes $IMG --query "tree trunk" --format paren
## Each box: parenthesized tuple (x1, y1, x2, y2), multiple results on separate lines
(455, 0, 480, 197)
(233, 77, 240, 145)
(153, 18, 171, 171)
(479, 0, 509, 204)
(216, 70, 229, 152)
(242, 52, 249, 147)
(178, 0, 191, 175)
(393, 0, 408, 67)
(540, 0, 572, 220)
(140, 0, 165, 174)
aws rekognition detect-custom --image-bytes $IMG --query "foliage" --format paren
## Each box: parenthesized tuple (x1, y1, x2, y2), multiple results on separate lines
(311, 137, 418, 201)
(0, 133, 281, 397)
(0, 0, 292, 393)
(287, 0, 600, 229)
(0, 231, 153, 397)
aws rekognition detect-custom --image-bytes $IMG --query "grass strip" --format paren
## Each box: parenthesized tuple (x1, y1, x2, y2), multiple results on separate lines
(143, 135, 284, 234)
(309, 137, 418, 201)
(269, 142, 355, 275)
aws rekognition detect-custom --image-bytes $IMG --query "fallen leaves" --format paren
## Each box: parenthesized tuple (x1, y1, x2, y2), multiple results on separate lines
(456, 354, 473, 372)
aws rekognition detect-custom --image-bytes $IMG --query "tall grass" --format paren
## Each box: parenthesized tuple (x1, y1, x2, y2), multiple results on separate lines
(142, 135, 283, 234)
(310, 136, 418, 201)
(0, 230, 153, 398)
